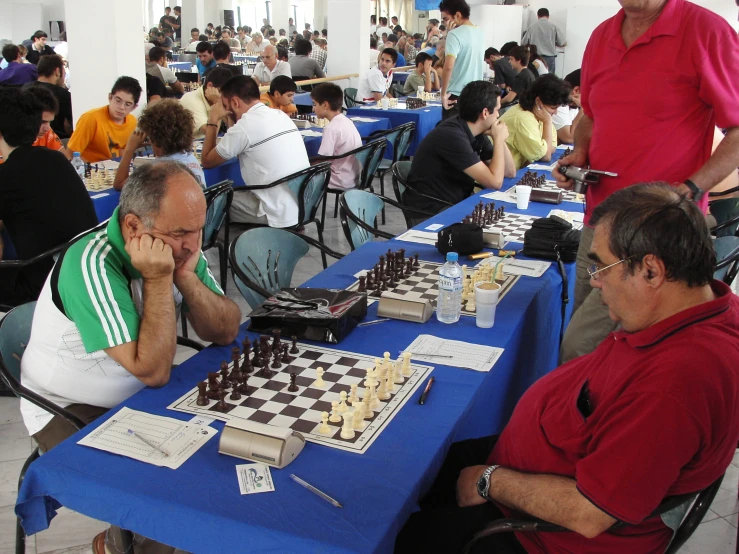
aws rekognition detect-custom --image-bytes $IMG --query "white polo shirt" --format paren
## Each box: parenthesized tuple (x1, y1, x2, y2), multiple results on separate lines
(552, 106, 580, 131)
(252, 60, 292, 83)
(216, 103, 309, 228)
(357, 66, 390, 101)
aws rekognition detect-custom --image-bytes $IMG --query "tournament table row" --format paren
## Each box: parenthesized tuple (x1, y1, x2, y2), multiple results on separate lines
(16, 153, 580, 553)
(86, 116, 391, 224)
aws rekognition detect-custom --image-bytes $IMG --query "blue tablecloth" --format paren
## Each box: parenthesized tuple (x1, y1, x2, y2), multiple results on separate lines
(168, 61, 192, 72)
(16, 155, 578, 553)
(293, 92, 313, 107)
(347, 103, 441, 157)
(392, 71, 410, 84)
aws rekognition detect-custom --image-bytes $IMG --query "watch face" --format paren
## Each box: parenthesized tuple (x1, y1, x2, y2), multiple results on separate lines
(477, 474, 487, 496)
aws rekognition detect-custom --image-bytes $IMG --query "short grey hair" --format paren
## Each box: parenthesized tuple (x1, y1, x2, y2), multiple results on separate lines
(119, 160, 198, 228)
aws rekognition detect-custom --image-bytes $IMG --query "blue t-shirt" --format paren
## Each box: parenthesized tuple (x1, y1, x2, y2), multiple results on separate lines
(445, 24, 484, 96)
(396, 52, 406, 68)
(196, 58, 216, 77)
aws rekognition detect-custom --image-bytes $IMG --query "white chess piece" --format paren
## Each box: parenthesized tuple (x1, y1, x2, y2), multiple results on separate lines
(313, 367, 326, 388)
(340, 412, 355, 439)
(374, 359, 383, 379)
(369, 381, 380, 409)
(387, 366, 397, 393)
(496, 263, 504, 281)
(318, 412, 332, 435)
(352, 408, 365, 430)
(382, 352, 392, 375)
(393, 359, 404, 384)
(377, 372, 390, 400)
(362, 397, 373, 419)
(329, 401, 341, 423)
(402, 352, 412, 377)
(337, 391, 348, 413)
(348, 383, 358, 405)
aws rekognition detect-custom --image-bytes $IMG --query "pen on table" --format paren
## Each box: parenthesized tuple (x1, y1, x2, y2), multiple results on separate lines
(358, 318, 390, 327)
(401, 351, 454, 359)
(419, 377, 436, 405)
(127, 429, 170, 457)
(290, 474, 343, 508)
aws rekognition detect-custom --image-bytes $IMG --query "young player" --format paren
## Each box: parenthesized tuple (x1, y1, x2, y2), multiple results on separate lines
(67, 76, 141, 162)
(260, 75, 298, 116)
(357, 48, 397, 102)
(311, 83, 362, 190)
(403, 52, 440, 95)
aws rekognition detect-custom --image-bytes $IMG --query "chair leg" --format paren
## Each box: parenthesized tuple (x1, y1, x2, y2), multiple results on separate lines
(380, 172, 387, 225)
(316, 223, 328, 269)
(181, 311, 188, 338)
(218, 243, 228, 294)
(17, 447, 40, 554)
(320, 191, 328, 229)
(333, 193, 339, 218)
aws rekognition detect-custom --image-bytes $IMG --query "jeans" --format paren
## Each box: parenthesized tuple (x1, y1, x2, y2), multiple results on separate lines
(541, 55, 556, 75)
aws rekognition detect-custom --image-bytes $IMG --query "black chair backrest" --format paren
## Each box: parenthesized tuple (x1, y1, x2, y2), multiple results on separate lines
(203, 180, 234, 251)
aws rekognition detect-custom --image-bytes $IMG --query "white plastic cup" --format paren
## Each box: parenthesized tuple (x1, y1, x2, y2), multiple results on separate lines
(516, 185, 532, 210)
(381, 97, 389, 110)
(474, 282, 501, 328)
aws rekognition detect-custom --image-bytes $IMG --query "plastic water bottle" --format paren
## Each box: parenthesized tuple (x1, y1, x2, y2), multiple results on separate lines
(71, 152, 85, 180)
(437, 252, 463, 324)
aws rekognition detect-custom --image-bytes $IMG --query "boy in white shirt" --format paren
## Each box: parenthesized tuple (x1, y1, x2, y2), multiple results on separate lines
(311, 83, 363, 190)
(357, 48, 397, 102)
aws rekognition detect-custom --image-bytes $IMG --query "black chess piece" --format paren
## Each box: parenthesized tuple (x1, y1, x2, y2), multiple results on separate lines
(271, 349, 282, 369)
(358, 275, 366, 292)
(366, 273, 374, 289)
(215, 390, 229, 412)
(413, 254, 420, 268)
(281, 344, 292, 363)
(196, 382, 209, 406)
(290, 336, 299, 354)
(287, 372, 298, 392)
(241, 353, 253, 374)
(252, 340, 262, 367)
(220, 362, 231, 389)
(238, 374, 250, 395)
(230, 388, 242, 400)
(272, 329, 281, 352)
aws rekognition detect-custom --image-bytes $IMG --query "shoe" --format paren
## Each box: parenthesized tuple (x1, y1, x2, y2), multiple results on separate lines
(92, 531, 106, 554)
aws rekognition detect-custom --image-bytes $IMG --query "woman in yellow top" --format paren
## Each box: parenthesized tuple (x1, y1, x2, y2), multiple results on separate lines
(499, 74, 571, 170)
(67, 76, 141, 162)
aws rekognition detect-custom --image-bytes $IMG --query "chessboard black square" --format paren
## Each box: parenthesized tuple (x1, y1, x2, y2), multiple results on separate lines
(336, 356, 359, 366)
(208, 403, 236, 414)
(322, 372, 342, 383)
(312, 400, 333, 413)
(280, 405, 307, 418)
(272, 392, 295, 404)
(347, 368, 366, 378)
(251, 411, 276, 424)
(329, 382, 350, 394)
(301, 388, 326, 399)
(240, 397, 267, 409)
(300, 351, 322, 360)
(295, 376, 312, 387)
(264, 381, 286, 391)
(292, 419, 319, 435)
(308, 361, 329, 370)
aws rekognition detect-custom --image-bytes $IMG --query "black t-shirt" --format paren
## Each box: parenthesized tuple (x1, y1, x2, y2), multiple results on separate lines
(146, 73, 167, 101)
(203, 63, 243, 79)
(0, 146, 98, 299)
(402, 115, 494, 213)
(493, 58, 516, 89)
(22, 81, 73, 139)
(511, 68, 536, 97)
(160, 15, 173, 31)
(25, 45, 55, 66)
(175, 16, 181, 39)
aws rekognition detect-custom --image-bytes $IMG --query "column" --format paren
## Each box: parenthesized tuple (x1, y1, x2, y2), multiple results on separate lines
(313, 0, 328, 31)
(327, 0, 369, 85)
(182, 0, 205, 38)
(64, 0, 147, 119)
(271, 0, 291, 33)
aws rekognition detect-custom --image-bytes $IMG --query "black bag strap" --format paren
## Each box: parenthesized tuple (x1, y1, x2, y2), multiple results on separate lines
(555, 244, 569, 344)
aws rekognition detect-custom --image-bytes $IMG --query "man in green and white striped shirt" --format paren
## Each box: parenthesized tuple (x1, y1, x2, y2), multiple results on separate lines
(20, 161, 241, 451)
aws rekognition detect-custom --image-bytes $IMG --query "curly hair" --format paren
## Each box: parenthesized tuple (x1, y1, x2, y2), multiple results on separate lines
(137, 99, 194, 155)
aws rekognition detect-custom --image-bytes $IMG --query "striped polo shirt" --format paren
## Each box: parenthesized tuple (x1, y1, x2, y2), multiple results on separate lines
(20, 208, 222, 436)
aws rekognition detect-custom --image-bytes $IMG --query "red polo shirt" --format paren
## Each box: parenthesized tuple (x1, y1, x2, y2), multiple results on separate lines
(488, 281, 739, 553)
(581, 0, 739, 225)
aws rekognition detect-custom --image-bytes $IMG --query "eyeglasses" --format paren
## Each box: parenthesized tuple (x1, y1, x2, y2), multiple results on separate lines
(587, 256, 635, 280)
(111, 96, 135, 109)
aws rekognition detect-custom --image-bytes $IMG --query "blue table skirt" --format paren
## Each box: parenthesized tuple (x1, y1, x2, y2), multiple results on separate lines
(16, 156, 579, 553)
(293, 92, 313, 107)
(347, 104, 441, 157)
(392, 71, 410, 84)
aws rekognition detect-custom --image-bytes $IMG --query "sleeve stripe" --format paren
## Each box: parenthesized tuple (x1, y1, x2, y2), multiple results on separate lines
(203, 252, 224, 295)
(88, 239, 124, 346)
(80, 232, 116, 348)
(97, 243, 133, 343)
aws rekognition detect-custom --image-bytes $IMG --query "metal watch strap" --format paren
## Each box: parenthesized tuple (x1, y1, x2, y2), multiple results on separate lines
(684, 179, 704, 202)
(478, 464, 500, 499)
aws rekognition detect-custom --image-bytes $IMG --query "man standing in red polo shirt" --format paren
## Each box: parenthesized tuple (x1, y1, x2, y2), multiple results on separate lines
(395, 183, 739, 553)
(554, 0, 739, 362)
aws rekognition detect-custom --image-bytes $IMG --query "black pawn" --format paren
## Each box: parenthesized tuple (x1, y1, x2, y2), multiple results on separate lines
(215, 390, 229, 412)
(287, 372, 298, 392)
(271, 350, 282, 369)
(219, 362, 231, 389)
(290, 336, 299, 354)
(281, 344, 292, 363)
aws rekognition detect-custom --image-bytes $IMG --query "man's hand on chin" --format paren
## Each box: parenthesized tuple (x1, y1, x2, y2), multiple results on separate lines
(456, 465, 489, 508)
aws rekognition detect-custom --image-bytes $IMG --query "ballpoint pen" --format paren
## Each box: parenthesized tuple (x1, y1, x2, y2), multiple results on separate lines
(419, 377, 435, 405)
(127, 429, 170, 457)
(401, 351, 454, 359)
(290, 474, 343, 508)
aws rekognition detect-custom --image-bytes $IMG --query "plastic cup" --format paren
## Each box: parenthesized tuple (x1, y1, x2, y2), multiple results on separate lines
(474, 282, 501, 328)
(516, 185, 532, 210)
(381, 97, 389, 110)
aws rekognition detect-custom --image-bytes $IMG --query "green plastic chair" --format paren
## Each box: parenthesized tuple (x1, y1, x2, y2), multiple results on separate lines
(229, 227, 343, 309)
(339, 190, 394, 251)
(344, 87, 367, 108)
(714, 236, 739, 285)
(318, 139, 388, 228)
(391, 161, 454, 209)
(202, 180, 234, 293)
(709, 198, 739, 238)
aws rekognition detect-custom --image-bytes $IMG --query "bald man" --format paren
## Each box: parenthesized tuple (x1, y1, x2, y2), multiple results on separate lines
(251, 44, 292, 85)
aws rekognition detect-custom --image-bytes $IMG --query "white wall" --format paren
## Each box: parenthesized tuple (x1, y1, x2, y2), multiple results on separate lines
(11, 2, 44, 44)
(470, 5, 525, 56)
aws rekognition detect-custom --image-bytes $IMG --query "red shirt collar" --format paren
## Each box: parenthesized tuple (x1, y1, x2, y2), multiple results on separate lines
(607, 0, 684, 49)
(614, 280, 733, 349)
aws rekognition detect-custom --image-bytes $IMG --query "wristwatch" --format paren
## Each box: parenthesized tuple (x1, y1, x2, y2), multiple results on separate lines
(683, 179, 704, 202)
(476, 465, 500, 500)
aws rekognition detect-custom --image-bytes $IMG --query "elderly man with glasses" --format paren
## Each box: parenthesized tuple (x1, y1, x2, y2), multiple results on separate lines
(396, 182, 739, 554)
(67, 77, 142, 162)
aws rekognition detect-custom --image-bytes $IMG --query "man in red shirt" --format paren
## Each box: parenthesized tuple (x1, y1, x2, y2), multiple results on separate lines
(396, 183, 739, 554)
(554, 0, 739, 362)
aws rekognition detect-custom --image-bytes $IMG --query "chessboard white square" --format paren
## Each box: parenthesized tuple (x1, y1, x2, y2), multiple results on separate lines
(258, 400, 286, 414)
(269, 414, 302, 427)
(251, 388, 279, 401)
(289, 396, 318, 409)
(230, 406, 256, 419)
(316, 353, 341, 364)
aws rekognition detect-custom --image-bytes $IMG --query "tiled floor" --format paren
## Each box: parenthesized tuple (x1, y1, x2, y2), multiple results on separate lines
(1, 196, 737, 553)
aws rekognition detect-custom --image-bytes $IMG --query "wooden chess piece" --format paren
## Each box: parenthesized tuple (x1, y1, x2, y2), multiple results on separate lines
(281, 344, 292, 363)
(196, 382, 209, 406)
(271, 349, 282, 369)
(230, 387, 242, 400)
(220, 362, 231, 389)
(290, 336, 299, 354)
(238, 374, 250, 395)
(287, 372, 298, 392)
(358, 275, 366, 292)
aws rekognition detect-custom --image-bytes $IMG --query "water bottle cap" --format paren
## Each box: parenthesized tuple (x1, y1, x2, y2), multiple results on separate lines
(73, 152, 80, 157)
(446, 252, 458, 262)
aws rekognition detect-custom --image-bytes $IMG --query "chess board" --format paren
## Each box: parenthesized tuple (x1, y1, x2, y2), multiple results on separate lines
(536, 181, 584, 204)
(84, 175, 115, 192)
(347, 260, 519, 317)
(167, 343, 433, 454)
(480, 213, 539, 244)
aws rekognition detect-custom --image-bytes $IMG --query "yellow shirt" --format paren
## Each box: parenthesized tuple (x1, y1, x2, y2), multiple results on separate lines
(499, 104, 557, 170)
(67, 106, 137, 162)
(260, 92, 298, 116)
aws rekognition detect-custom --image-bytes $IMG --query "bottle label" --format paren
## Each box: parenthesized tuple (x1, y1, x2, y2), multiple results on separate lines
(439, 275, 462, 292)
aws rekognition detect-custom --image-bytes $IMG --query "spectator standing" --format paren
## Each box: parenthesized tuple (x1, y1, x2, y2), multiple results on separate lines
(500, 46, 535, 106)
(22, 55, 73, 138)
(25, 31, 55, 65)
(522, 8, 565, 74)
(289, 39, 325, 80)
(376, 17, 393, 38)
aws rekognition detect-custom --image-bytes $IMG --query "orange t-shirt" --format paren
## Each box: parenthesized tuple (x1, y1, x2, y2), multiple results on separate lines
(260, 91, 298, 115)
(0, 130, 63, 164)
(67, 106, 137, 162)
